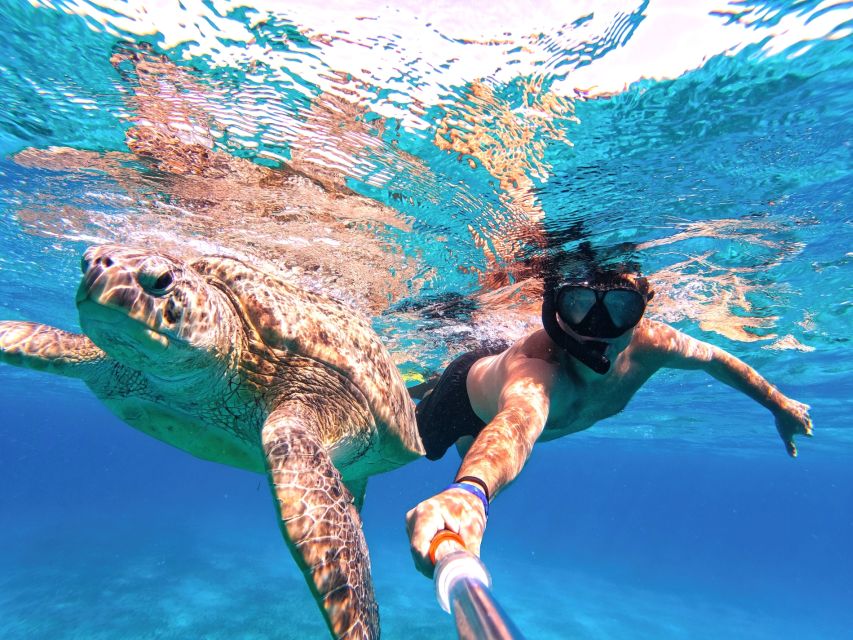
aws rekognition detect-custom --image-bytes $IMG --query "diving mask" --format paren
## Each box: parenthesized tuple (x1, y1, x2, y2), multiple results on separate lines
(542, 277, 652, 374)
(554, 281, 650, 339)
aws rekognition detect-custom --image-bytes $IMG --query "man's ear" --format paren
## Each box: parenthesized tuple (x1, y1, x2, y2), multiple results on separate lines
(635, 275, 653, 301)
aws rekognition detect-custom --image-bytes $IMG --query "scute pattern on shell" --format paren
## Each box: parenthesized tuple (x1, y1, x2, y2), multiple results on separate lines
(192, 254, 423, 458)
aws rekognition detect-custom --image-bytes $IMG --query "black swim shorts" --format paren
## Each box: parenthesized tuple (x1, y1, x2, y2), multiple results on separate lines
(416, 343, 508, 460)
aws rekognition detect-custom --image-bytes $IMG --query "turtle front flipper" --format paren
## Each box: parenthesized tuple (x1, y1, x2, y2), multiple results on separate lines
(0, 321, 108, 379)
(262, 404, 379, 640)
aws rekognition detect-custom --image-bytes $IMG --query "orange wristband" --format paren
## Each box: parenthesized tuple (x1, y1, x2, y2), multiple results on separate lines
(428, 530, 466, 565)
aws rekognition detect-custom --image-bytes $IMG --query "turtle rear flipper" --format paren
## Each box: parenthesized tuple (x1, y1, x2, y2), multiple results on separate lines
(0, 321, 108, 379)
(262, 404, 379, 640)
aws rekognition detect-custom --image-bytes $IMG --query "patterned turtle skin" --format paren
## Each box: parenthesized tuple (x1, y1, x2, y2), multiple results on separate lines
(0, 244, 425, 639)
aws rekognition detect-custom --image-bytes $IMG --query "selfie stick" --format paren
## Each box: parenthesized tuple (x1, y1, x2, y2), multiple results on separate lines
(430, 531, 526, 640)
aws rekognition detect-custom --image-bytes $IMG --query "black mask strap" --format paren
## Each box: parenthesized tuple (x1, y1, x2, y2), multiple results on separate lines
(542, 290, 611, 374)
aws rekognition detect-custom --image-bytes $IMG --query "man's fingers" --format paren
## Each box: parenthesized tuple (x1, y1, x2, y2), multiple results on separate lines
(411, 516, 444, 553)
(406, 492, 489, 579)
(785, 439, 798, 458)
(409, 544, 434, 578)
(444, 511, 462, 535)
(408, 509, 446, 566)
(405, 506, 423, 538)
(408, 531, 435, 578)
(469, 537, 482, 557)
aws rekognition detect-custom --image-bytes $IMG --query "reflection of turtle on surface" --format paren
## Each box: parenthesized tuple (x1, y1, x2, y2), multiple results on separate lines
(0, 244, 425, 639)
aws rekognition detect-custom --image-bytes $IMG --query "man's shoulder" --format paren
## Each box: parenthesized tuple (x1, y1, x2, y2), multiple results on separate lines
(633, 319, 679, 345)
(470, 330, 559, 379)
(514, 329, 561, 363)
(623, 320, 678, 362)
(629, 320, 702, 369)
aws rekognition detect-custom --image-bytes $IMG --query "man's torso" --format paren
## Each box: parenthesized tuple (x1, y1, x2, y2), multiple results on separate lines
(466, 321, 664, 440)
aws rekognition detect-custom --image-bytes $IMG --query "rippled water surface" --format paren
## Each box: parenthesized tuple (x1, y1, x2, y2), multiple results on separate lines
(1, 1, 851, 638)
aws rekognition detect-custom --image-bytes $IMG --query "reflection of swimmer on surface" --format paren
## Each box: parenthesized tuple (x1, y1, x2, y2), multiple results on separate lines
(14, 41, 425, 319)
(406, 267, 813, 576)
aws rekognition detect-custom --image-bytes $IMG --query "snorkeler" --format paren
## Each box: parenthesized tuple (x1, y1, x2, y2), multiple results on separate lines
(406, 270, 813, 576)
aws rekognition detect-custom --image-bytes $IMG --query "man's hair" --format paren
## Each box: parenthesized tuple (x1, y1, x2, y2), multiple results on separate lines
(585, 269, 654, 298)
(536, 235, 651, 292)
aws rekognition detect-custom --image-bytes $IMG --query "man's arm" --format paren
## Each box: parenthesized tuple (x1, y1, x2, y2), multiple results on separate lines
(647, 321, 813, 456)
(454, 358, 552, 496)
(405, 357, 553, 576)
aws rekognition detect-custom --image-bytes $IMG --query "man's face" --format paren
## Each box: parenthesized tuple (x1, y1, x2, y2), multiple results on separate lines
(557, 317, 636, 360)
(553, 276, 650, 339)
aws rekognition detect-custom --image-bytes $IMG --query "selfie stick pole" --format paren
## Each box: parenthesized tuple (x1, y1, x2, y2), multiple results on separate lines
(431, 531, 526, 640)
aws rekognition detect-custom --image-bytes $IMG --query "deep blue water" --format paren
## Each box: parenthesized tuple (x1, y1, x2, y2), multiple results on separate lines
(1, 1, 852, 638)
(2, 382, 852, 639)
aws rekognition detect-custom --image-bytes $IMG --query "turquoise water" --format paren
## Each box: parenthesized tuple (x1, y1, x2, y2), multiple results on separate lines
(1, 1, 852, 638)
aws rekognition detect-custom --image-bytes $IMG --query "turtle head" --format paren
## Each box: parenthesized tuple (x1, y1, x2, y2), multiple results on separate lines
(76, 245, 238, 376)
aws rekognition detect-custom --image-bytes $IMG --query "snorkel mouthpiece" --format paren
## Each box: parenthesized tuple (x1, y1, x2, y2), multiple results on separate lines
(541, 291, 611, 374)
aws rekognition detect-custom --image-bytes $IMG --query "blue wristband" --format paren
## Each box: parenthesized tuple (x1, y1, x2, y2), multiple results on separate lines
(446, 482, 489, 518)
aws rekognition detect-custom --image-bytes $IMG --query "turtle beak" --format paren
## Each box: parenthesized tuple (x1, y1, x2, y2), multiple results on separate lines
(75, 283, 89, 305)
(76, 248, 141, 312)
(77, 247, 112, 304)
(76, 265, 102, 304)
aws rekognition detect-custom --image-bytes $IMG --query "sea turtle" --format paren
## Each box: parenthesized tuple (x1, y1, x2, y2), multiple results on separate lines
(0, 244, 425, 639)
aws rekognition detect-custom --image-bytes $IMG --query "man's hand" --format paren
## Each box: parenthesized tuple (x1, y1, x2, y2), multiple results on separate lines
(774, 397, 813, 457)
(406, 488, 487, 578)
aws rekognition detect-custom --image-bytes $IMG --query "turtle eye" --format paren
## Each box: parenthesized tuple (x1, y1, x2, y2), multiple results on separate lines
(140, 270, 175, 296)
(153, 272, 173, 292)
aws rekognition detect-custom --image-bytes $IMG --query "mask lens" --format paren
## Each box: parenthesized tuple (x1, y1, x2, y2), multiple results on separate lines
(556, 286, 598, 325)
(602, 289, 646, 329)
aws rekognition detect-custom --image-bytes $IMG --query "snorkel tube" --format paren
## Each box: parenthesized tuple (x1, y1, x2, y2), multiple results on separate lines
(541, 286, 611, 375)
